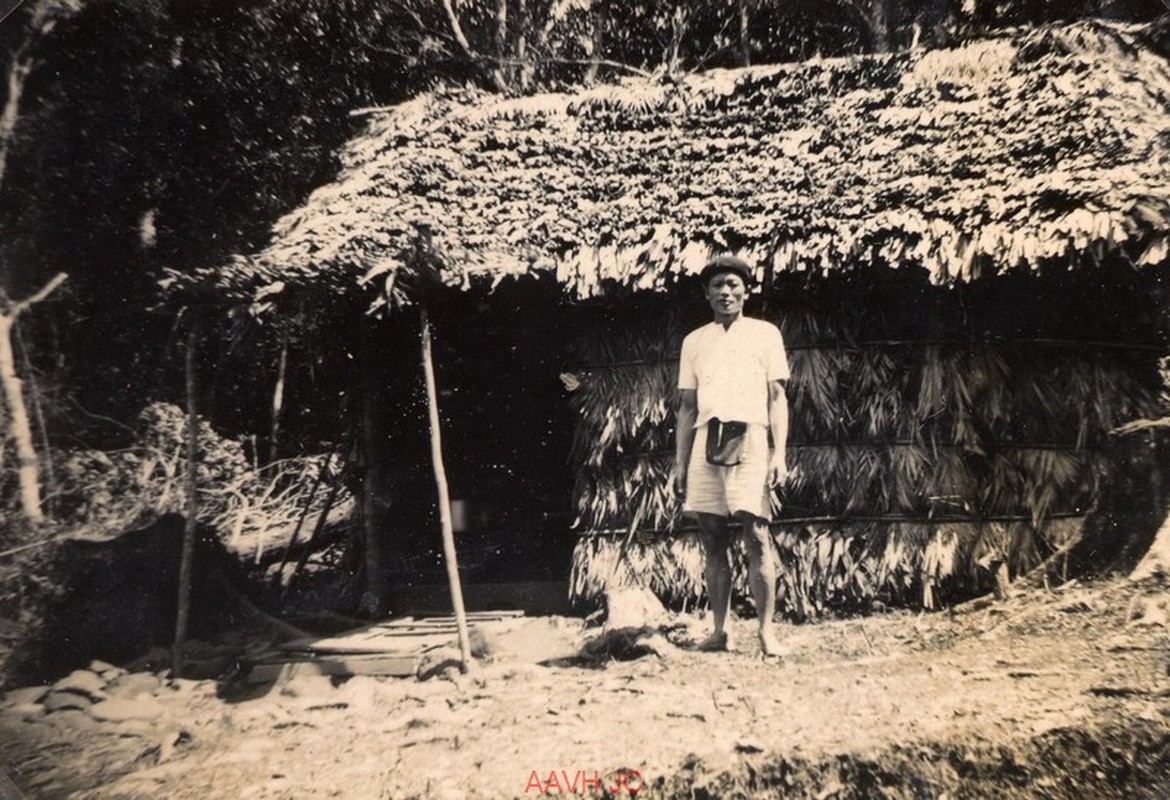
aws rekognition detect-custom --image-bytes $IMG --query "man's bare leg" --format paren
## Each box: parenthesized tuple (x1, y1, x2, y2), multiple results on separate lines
(738, 512, 781, 656)
(696, 512, 734, 651)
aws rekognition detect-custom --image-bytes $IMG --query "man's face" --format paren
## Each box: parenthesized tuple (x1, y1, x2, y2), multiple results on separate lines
(704, 272, 747, 318)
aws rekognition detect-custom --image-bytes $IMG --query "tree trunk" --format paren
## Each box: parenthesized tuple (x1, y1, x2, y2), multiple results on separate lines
(0, 272, 67, 525)
(0, 313, 42, 523)
(496, 0, 509, 85)
(14, 322, 54, 514)
(0, 7, 81, 525)
(358, 359, 393, 617)
(870, 0, 897, 53)
(738, 0, 752, 67)
(0, 55, 32, 192)
(585, 9, 603, 84)
(441, 0, 508, 91)
(667, 7, 688, 75)
(0, 1, 76, 188)
(515, 0, 532, 92)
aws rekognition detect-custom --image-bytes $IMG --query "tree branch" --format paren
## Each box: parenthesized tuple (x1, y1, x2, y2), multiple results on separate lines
(440, 0, 474, 55)
(1113, 416, 1170, 436)
(440, 0, 508, 91)
(11, 272, 67, 315)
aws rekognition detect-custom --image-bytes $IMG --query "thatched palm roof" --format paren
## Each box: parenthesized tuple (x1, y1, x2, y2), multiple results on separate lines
(195, 21, 1170, 309)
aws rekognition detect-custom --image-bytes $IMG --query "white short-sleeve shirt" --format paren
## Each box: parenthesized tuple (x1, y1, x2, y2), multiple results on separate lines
(678, 316, 789, 428)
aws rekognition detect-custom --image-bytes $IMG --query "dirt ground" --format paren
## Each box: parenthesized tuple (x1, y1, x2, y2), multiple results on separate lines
(2, 576, 1170, 799)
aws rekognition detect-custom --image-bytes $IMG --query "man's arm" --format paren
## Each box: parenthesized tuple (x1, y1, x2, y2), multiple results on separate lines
(767, 380, 789, 487)
(675, 389, 698, 496)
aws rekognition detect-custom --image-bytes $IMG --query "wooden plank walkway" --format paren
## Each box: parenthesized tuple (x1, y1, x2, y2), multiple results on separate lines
(243, 609, 525, 683)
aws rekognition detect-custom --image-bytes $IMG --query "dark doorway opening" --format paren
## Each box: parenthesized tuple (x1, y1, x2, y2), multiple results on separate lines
(384, 277, 579, 614)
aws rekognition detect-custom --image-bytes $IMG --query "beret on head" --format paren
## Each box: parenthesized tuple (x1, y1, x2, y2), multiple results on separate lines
(699, 255, 754, 288)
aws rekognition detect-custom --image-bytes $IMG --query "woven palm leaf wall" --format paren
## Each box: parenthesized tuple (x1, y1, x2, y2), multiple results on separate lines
(569, 268, 1164, 616)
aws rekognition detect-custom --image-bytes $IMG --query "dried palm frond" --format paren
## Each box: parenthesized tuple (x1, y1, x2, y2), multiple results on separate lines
(920, 524, 976, 609)
(569, 533, 705, 604)
(873, 522, 930, 591)
(889, 444, 932, 513)
(567, 269, 1163, 614)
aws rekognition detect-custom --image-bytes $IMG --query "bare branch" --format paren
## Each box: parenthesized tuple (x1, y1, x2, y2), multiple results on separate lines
(11, 272, 67, 316)
(0, 0, 29, 28)
(1113, 416, 1170, 435)
(439, 0, 508, 92)
(440, 0, 475, 55)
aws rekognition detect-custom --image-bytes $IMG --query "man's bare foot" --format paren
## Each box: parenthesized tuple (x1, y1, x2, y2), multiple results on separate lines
(697, 630, 736, 652)
(759, 628, 782, 657)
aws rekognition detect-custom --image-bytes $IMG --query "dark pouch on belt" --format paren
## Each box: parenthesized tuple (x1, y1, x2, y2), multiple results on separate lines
(706, 418, 747, 466)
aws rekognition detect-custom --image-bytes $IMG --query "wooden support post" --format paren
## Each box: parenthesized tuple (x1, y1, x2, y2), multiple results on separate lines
(1149, 429, 1163, 518)
(268, 322, 289, 464)
(173, 315, 201, 677)
(420, 303, 473, 672)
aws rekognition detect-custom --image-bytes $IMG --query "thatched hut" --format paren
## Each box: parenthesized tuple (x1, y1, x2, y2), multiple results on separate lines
(182, 21, 1170, 617)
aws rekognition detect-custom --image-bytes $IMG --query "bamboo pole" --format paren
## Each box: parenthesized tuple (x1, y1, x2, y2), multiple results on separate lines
(420, 303, 473, 672)
(173, 316, 201, 677)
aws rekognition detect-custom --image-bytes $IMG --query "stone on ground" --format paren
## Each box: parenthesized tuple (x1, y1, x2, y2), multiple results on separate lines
(89, 660, 125, 678)
(105, 672, 163, 699)
(89, 696, 166, 722)
(3, 685, 49, 706)
(53, 669, 108, 700)
(603, 586, 667, 631)
(43, 690, 94, 713)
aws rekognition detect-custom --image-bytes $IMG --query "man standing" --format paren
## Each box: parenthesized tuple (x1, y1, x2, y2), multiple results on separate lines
(675, 255, 789, 656)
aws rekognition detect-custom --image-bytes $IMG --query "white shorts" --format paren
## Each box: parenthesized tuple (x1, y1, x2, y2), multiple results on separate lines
(684, 423, 772, 520)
